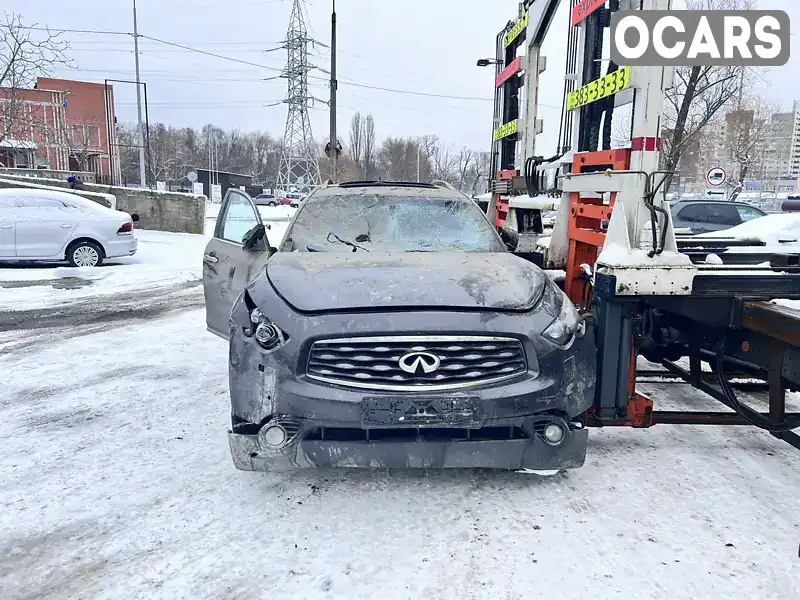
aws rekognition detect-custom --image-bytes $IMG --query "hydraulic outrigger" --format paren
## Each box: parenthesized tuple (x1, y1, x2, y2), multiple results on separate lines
(485, 0, 800, 449)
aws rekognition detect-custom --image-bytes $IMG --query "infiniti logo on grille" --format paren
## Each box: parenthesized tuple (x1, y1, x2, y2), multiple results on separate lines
(398, 352, 441, 375)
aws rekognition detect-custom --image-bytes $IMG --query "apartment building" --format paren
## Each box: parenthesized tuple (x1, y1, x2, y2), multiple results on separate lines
(0, 77, 120, 183)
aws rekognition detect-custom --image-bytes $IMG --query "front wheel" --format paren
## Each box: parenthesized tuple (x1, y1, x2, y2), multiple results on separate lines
(268, 201, 277, 207)
(67, 240, 104, 267)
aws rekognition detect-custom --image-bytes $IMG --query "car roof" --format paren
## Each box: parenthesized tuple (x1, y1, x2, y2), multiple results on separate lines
(673, 199, 763, 208)
(0, 187, 115, 212)
(0, 187, 98, 205)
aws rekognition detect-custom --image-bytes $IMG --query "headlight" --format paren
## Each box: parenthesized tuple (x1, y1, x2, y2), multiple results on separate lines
(246, 307, 288, 351)
(542, 284, 584, 348)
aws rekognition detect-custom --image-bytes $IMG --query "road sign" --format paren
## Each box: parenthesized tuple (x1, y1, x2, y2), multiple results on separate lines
(706, 167, 727, 187)
(186, 170, 198, 183)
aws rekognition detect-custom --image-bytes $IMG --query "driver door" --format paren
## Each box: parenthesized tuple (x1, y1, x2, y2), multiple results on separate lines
(203, 189, 274, 338)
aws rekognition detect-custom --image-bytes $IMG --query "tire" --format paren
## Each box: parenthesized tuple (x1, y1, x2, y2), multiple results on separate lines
(268, 201, 277, 207)
(291, 203, 298, 208)
(67, 240, 104, 267)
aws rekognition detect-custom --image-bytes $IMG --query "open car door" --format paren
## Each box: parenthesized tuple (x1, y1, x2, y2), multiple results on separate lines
(203, 189, 275, 339)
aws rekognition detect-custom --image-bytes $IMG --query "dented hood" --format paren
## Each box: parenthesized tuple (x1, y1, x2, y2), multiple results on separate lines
(264, 252, 547, 313)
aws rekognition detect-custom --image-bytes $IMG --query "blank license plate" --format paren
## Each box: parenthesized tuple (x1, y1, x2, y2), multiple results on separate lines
(361, 397, 482, 428)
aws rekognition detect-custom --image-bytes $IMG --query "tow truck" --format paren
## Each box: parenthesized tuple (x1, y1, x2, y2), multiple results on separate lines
(483, 0, 800, 449)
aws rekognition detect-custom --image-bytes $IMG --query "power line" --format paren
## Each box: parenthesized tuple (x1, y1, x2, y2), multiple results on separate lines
(137, 35, 284, 71)
(24, 26, 131, 36)
(27, 24, 547, 107)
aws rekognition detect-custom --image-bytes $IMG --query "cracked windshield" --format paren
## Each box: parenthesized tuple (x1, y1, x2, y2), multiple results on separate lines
(284, 193, 506, 252)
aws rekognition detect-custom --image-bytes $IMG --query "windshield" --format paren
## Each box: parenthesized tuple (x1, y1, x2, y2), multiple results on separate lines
(281, 192, 506, 252)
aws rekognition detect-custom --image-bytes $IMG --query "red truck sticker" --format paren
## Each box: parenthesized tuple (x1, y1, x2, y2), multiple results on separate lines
(572, 0, 606, 26)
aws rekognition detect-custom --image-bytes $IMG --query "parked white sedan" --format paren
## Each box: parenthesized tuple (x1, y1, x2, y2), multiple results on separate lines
(0, 188, 138, 267)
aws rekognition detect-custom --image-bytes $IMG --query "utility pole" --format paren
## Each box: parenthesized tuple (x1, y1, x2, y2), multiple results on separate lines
(328, 0, 339, 182)
(132, 0, 146, 188)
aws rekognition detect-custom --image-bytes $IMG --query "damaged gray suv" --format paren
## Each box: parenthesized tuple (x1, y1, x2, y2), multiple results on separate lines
(202, 182, 595, 472)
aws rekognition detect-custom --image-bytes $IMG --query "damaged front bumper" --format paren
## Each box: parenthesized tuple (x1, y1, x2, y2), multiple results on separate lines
(227, 415, 588, 472)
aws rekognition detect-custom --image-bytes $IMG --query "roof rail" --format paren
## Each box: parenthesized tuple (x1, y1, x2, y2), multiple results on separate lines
(431, 180, 457, 191)
(337, 180, 438, 189)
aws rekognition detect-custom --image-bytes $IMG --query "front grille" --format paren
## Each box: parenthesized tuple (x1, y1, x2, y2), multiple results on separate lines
(306, 336, 528, 391)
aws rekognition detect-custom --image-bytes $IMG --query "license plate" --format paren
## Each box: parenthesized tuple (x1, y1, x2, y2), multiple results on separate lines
(361, 397, 482, 428)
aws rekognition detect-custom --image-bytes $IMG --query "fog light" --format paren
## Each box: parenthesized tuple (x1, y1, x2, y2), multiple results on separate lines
(543, 423, 565, 445)
(262, 425, 286, 448)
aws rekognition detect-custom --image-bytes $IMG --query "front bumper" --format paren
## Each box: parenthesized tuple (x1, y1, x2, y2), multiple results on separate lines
(227, 282, 597, 472)
(228, 419, 588, 471)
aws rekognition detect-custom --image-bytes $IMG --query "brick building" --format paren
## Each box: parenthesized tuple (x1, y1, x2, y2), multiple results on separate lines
(0, 77, 120, 183)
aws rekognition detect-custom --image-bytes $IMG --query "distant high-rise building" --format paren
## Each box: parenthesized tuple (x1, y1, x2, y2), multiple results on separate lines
(764, 101, 800, 181)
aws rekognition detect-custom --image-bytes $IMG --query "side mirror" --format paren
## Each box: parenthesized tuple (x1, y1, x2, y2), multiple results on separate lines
(130, 213, 140, 223)
(242, 223, 271, 253)
(499, 226, 520, 252)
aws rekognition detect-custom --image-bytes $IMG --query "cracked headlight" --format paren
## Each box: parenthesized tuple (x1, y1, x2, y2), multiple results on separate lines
(246, 307, 288, 351)
(541, 284, 584, 348)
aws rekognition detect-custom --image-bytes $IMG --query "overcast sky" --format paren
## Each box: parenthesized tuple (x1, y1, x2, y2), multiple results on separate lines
(7, 0, 799, 156)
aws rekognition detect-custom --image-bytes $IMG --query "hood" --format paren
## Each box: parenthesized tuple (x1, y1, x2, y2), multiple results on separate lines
(264, 252, 547, 313)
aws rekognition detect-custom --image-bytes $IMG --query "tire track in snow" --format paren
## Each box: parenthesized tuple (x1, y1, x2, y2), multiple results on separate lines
(0, 280, 204, 356)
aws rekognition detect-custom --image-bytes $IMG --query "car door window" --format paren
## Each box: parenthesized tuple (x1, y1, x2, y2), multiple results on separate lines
(736, 205, 764, 222)
(677, 205, 707, 223)
(16, 197, 67, 219)
(217, 190, 260, 244)
(705, 203, 739, 226)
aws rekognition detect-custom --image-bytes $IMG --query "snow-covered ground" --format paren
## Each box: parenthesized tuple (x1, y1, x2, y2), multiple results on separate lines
(0, 230, 208, 312)
(0, 305, 798, 599)
(1, 225, 799, 599)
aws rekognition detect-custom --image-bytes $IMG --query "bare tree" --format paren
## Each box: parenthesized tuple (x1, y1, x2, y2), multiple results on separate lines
(727, 95, 777, 201)
(66, 119, 103, 172)
(468, 151, 491, 195)
(431, 140, 457, 183)
(0, 13, 70, 143)
(363, 114, 376, 179)
(661, 0, 756, 193)
(455, 147, 475, 192)
(349, 112, 363, 170)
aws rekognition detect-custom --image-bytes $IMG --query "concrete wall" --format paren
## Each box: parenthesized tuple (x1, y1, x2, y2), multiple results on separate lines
(0, 178, 116, 208)
(0, 167, 96, 183)
(0, 174, 206, 234)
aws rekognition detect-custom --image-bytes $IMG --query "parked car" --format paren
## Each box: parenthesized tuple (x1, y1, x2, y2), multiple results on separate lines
(253, 193, 277, 206)
(255, 194, 297, 208)
(0, 188, 138, 267)
(670, 200, 766, 234)
(284, 192, 304, 207)
(202, 183, 595, 473)
(541, 210, 558, 228)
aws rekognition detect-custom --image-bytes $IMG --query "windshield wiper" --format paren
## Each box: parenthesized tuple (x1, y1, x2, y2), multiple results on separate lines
(306, 244, 328, 252)
(327, 232, 370, 253)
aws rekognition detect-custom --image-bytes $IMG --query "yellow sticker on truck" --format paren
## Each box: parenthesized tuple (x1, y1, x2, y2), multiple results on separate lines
(503, 11, 529, 48)
(493, 119, 520, 142)
(567, 66, 632, 112)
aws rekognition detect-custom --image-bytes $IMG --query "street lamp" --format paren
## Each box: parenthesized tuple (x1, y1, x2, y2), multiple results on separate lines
(476, 58, 502, 67)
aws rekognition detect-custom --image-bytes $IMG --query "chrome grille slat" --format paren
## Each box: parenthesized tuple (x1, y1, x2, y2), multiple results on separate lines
(306, 336, 528, 391)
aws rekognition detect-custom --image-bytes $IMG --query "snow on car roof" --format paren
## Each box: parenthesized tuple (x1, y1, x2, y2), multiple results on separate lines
(0, 185, 117, 210)
(698, 213, 800, 244)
